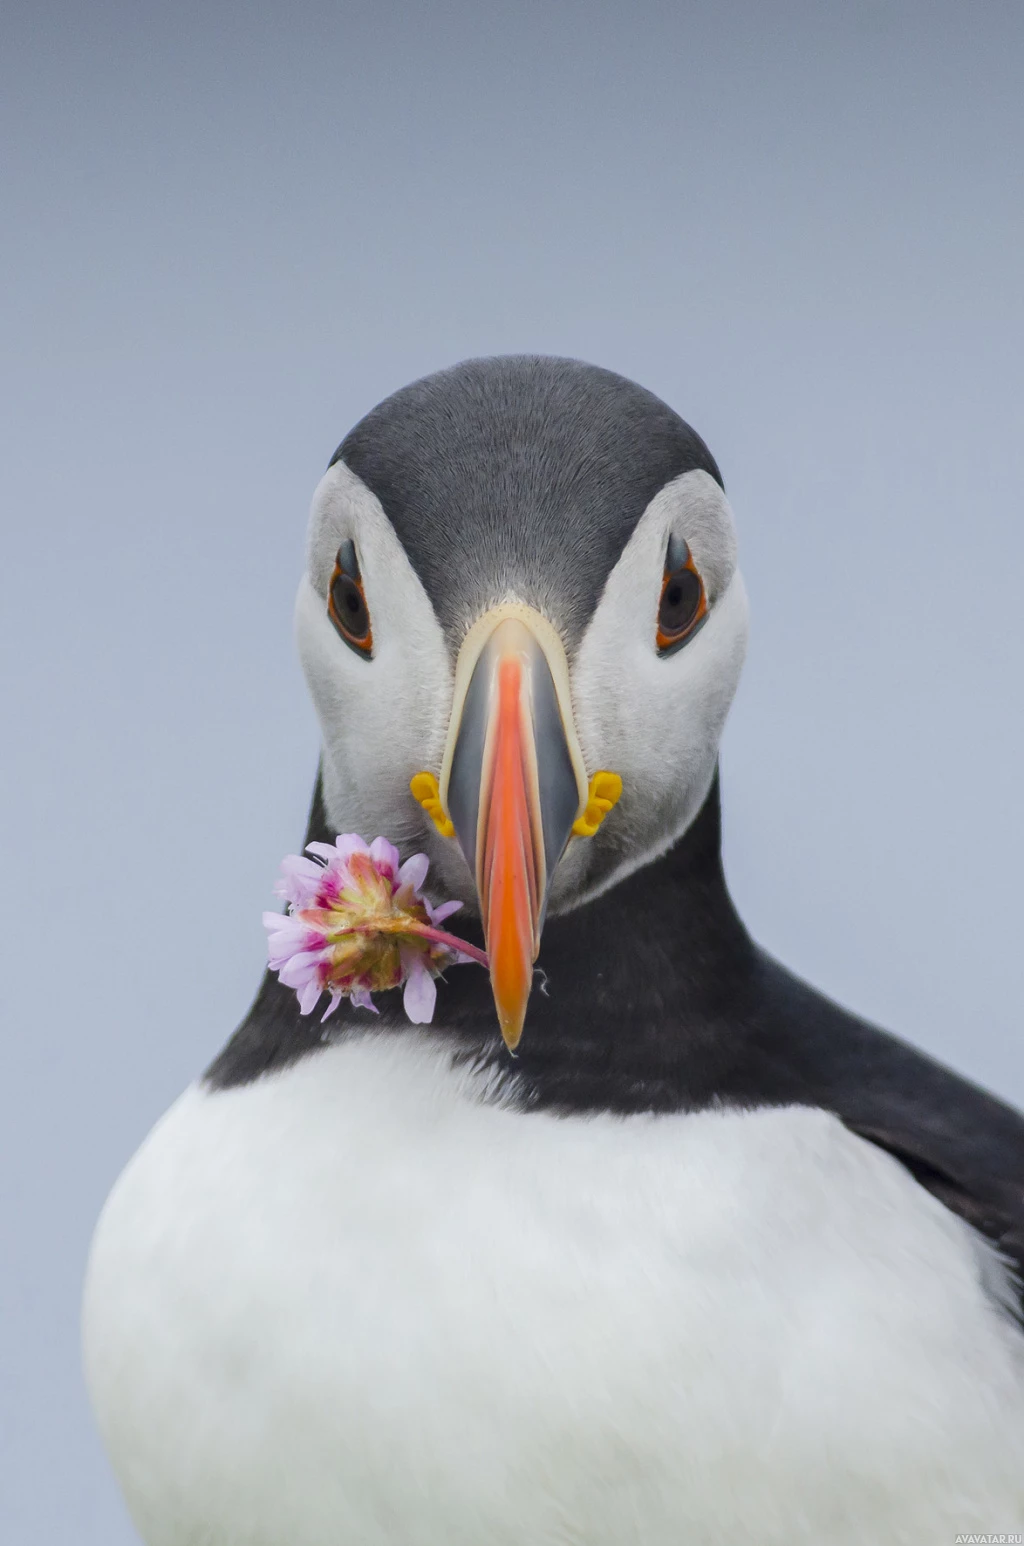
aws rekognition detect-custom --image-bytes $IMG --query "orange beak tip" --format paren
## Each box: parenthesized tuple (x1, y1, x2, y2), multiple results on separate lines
(498, 1013, 525, 1052)
(490, 959, 531, 1051)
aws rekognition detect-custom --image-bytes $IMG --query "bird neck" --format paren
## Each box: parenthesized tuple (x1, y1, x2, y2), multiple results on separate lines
(399, 769, 760, 1110)
(207, 767, 761, 1111)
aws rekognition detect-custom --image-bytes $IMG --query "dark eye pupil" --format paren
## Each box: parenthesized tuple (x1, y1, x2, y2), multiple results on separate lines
(331, 574, 370, 641)
(659, 566, 701, 636)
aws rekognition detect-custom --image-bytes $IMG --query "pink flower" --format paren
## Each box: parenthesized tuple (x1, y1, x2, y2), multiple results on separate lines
(264, 834, 487, 1025)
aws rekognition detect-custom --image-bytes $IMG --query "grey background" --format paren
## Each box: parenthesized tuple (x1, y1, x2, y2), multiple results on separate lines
(2, 2, 1022, 1540)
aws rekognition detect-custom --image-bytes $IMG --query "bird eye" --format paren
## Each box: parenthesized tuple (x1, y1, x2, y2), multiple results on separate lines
(656, 537, 707, 655)
(328, 540, 373, 657)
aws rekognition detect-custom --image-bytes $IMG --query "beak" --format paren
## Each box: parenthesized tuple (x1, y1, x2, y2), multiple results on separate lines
(438, 606, 589, 1049)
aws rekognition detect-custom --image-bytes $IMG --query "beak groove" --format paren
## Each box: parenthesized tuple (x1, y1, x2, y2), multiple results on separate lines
(477, 650, 544, 1047)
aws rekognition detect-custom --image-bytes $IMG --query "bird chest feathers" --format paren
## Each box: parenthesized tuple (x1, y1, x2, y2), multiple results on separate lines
(83, 1031, 1024, 1546)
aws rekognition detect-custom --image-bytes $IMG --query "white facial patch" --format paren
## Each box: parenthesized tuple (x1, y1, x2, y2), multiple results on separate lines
(297, 462, 475, 899)
(553, 469, 749, 909)
(300, 462, 748, 915)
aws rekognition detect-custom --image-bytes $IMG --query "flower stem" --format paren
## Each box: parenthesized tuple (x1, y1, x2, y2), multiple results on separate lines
(336, 918, 489, 968)
(410, 924, 489, 967)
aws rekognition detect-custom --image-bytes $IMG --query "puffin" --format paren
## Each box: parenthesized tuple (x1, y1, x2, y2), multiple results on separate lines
(83, 356, 1024, 1545)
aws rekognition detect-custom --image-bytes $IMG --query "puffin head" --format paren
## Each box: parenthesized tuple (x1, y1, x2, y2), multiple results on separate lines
(297, 356, 748, 1047)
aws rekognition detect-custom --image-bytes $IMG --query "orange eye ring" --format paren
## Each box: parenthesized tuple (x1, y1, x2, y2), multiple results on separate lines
(656, 539, 707, 655)
(327, 540, 373, 658)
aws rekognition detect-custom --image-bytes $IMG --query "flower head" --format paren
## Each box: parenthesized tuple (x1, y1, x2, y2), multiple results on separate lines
(264, 834, 487, 1025)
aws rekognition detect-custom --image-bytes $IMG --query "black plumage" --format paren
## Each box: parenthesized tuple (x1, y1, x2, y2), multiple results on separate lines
(209, 774, 1024, 1302)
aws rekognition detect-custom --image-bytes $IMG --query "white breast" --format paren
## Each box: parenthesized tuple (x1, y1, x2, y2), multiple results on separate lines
(83, 1031, 1024, 1546)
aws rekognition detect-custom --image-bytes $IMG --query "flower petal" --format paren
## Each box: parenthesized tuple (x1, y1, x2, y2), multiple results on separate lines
(350, 986, 379, 1014)
(297, 978, 322, 1016)
(328, 834, 372, 864)
(396, 852, 429, 894)
(402, 954, 437, 1024)
(369, 835, 402, 880)
(265, 918, 326, 970)
(321, 991, 343, 1023)
(277, 951, 327, 989)
(426, 898, 463, 924)
(264, 911, 320, 942)
(273, 854, 326, 908)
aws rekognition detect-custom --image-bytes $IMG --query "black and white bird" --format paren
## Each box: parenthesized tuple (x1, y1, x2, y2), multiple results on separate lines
(84, 356, 1024, 1544)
